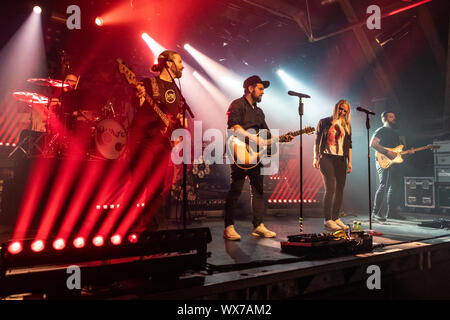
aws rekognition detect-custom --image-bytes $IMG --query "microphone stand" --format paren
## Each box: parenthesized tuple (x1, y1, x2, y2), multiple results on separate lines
(362, 111, 382, 236)
(298, 97, 305, 233)
(164, 66, 195, 230)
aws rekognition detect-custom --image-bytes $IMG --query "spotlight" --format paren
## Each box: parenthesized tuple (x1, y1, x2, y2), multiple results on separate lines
(128, 234, 138, 243)
(52, 238, 66, 250)
(73, 237, 85, 249)
(92, 235, 104, 247)
(95, 17, 103, 26)
(8, 242, 23, 255)
(31, 240, 45, 252)
(110, 234, 122, 245)
(33, 6, 42, 14)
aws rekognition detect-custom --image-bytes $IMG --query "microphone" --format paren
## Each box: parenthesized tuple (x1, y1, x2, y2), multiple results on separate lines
(288, 91, 310, 99)
(356, 106, 375, 115)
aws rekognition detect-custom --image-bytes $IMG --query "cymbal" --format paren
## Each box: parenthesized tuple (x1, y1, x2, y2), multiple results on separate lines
(12, 91, 49, 105)
(27, 78, 70, 88)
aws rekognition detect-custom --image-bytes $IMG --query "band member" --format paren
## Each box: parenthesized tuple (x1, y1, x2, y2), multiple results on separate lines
(31, 74, 80, 133)
(63, 73, 79, 92)
(370, 111, 413, 221)
(313, 99, 352, 232)
(128, 50, 185, 231)
(223, 75, 292, 241)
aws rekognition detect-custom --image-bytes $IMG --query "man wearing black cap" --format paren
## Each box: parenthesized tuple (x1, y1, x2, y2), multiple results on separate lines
(224, 75, 290, 240)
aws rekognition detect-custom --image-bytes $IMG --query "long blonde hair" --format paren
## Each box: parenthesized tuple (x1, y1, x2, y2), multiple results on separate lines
(331, 99, 351, 134)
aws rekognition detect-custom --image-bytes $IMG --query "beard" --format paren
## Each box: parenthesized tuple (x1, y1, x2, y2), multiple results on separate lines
(252, 93, 262, 103)
(388, 120, 398, 129)
(171, 65, 182, 78)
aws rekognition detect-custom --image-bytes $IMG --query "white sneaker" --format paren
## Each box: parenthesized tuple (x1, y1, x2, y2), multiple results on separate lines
(223, 225, 241, 241)
(324, 219, 342, 232)
(252, 223, 276, 238)
(334, 218, 349, 230)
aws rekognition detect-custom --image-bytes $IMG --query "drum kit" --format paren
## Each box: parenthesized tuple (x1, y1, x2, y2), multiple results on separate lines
(10, 78, 127, 160)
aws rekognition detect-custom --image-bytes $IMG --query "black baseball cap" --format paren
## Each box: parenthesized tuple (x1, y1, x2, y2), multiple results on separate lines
(243, 75, 270, 90)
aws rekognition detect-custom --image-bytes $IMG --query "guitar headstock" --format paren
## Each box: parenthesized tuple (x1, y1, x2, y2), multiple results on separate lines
(428, 144, 440, 150)
(117, 58, 137, 85)
(302, 126, 315, 135)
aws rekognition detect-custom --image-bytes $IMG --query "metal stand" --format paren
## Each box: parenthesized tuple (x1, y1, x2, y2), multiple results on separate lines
(164, 66, 195, 230)
(364, 113, 382, 236)
(8, 130, 44, 158)
(298, 97, 304, 233)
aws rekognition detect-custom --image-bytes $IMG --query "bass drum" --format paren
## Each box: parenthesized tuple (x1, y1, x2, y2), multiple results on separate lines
(94, 118, 127, 159)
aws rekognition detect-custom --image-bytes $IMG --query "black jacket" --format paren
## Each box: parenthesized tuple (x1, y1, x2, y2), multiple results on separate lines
(314, 117, 352, 160)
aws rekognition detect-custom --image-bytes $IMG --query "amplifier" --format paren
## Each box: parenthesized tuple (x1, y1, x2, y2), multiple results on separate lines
(434, 140, 450, 153)
(437, 184, 450, 209)
(435, 167, 450, 183)
(434, 153, 450, 166)
(404, 177, 435, 208)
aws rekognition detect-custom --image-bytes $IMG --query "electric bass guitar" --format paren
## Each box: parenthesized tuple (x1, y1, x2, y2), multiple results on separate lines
(117, 58, 183, 145)
(227, 127, 315, 170)
(376, 144, 440, 169)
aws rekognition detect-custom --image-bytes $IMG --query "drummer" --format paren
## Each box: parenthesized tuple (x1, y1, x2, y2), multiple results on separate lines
(30, 74, 79, 132)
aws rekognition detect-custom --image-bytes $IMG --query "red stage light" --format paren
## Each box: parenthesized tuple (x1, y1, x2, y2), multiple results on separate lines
(103, 205, 108, 209)
(73, 237, 85, 248)
(53, 238, 66, 250)
(95, 17, 103, 26)
(128, 234, 138, 243)
(33, 6, 42, 14)
(8, 241, 22, 255)
(96, 205, 101, 210)
(92, 235, 104, 247)
(31, 240, 45, 252)
(110, 234, 122, 245)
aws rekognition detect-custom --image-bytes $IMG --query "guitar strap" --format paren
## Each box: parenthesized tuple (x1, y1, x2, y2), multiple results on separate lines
(150, 77, 160, 98)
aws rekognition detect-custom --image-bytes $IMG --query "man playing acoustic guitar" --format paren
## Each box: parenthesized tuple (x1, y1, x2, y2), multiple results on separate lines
(223, 75, 294, 241)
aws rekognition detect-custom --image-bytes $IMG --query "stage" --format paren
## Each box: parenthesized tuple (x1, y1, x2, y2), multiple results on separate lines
(2, 209, 450, 300)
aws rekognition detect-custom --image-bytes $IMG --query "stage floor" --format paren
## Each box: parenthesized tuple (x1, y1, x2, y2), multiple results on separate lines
(2, 209, 450, 299)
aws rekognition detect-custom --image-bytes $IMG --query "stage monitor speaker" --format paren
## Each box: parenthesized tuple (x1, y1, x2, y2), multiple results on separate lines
(437, 184, 450, 209)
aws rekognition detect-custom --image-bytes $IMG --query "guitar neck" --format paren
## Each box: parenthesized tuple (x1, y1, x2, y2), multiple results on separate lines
(145, 94, 170, 126)
(400, 146, 430, 155)
(278, 129, 303, 141)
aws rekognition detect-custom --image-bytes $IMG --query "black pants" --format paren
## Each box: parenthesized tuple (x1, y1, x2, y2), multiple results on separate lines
(224, 165, 265, 228)
(372, 163, 401, 218)
(318, 154, 347, 221)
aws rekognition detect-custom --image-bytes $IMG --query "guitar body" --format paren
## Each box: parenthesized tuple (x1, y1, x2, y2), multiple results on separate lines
(377, 145, 404, 169)
(376, 144, 440, 169)
(227, 127, 314, 170)
(226, 130, 273, 170)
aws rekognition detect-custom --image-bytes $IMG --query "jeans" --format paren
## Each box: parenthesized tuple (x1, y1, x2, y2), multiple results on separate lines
(224, 165, 265, 228)
(318, 154, 347, 221)
(372, 163, 401, 218)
